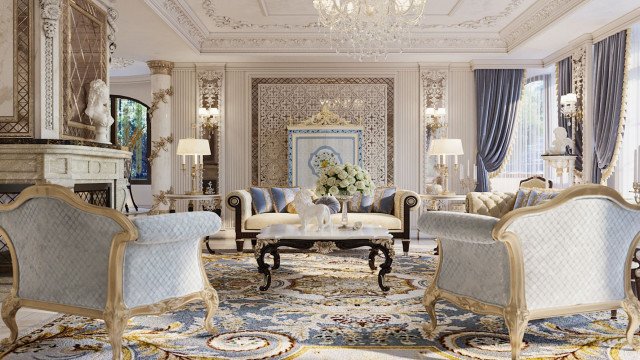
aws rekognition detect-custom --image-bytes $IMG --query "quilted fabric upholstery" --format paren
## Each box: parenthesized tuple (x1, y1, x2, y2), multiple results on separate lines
(132, 212, 221, 244)
(465, 192, 516, 218)
(0, 198, 124, 310)
(418, 211, 509, 306)
(506, 196, 640, 311)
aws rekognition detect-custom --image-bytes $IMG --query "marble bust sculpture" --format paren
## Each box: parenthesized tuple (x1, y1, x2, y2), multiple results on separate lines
(85, 79, 114, 144)
(549, 127, 574, 155)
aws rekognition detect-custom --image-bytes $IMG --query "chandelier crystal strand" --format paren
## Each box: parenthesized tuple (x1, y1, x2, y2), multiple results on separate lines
(313, 0, 427, 61)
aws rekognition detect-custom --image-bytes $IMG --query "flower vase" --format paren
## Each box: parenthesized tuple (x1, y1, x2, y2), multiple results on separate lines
(335, 195, 352, 230)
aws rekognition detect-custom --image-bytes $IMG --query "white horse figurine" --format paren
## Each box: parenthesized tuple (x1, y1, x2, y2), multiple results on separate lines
(294, 190, 332, 231)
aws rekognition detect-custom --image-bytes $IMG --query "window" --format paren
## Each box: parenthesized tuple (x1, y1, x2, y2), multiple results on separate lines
(614, 23, 640, 195)
(110, 96, 151, 184)
(497, 75, 552, 180)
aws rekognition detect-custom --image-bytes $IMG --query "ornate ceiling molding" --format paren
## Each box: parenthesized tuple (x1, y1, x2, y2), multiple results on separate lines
(144, 0, 585, 54)
(109, 57, 135, 69)
(500, 0, 587, 51)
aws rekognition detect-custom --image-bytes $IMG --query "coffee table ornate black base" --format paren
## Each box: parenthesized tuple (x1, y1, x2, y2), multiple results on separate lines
(254, 225, 395, 292)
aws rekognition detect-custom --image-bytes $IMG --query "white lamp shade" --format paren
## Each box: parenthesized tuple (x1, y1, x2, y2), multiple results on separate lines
(429, 138, 464, 155)
(176, 138, 211, 156)
(198, 107, 210, 117)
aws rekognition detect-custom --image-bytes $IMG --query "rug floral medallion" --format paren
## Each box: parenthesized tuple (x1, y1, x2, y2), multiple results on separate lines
(1, 251, 639, 359)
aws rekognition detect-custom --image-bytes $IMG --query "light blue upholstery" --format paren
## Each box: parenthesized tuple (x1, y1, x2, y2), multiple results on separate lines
(315, 196, 340, 214)
(0, 198, 221, 311)
(250, 187, 273, 214)
(372, 187, 396, 214)
(348, 192, 374, 213)
(270, 187, 300, 213)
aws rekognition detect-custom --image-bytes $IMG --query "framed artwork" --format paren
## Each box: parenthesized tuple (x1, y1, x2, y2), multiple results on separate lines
(288, 126, 364, 188)
(110, 95, 151, 184)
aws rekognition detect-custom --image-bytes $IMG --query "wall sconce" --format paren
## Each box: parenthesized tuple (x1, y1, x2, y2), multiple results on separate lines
(198, 107, 220, 138)
(560, 93, 582, 121)
(425, 107, 447, 132)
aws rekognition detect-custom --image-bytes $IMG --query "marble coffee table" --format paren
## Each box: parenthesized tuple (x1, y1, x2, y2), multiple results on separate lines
(255, 224, 395, 292)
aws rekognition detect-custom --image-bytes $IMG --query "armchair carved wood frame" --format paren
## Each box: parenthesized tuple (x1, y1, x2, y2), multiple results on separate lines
(421, 185, 640, 359)
(0, 185, 220, 359)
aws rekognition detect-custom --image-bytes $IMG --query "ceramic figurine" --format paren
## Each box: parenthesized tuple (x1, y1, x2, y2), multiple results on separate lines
(549, 127, 574, 155)
(85, 79, 115, 144)
(293, 189, 332, 231)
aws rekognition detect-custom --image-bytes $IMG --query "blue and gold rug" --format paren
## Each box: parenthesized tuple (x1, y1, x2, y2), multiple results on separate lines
(1, 250, 638, 359)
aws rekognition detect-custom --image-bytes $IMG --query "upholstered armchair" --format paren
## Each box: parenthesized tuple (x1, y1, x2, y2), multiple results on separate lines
(419, 185, 640, 359)
(0, 185, 221, 360)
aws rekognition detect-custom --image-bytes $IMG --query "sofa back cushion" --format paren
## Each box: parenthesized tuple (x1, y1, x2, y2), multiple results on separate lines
(250, 187, 274, 214)
(271, 187, 300, 213)
(514, 188, 561, 210)
(372, 187, 396, 214)
(315, 196, 341, 214)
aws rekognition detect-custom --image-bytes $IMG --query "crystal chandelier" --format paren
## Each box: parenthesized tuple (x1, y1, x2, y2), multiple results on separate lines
(312, 0, 427, 61)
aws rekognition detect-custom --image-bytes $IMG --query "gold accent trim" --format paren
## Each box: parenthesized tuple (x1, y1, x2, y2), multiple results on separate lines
(146, 60, 174, 75)
(600, 29, 631, 184)
(149, 87, 173, 121)
(0, 184, 218, 359)
(426, 184, 640, 359)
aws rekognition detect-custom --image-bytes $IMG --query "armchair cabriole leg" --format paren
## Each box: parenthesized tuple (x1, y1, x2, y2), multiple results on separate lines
(104, 309, 129, 360)
(1, 294, 20, 344)
(504, 308, 529, 360)
(422, 288, 439, 332)
(203, 287, 220, 334)
(622, 298, 640, 347)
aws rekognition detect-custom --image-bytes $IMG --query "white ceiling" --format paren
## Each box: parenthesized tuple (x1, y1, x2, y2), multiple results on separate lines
(109, 0, 640, 76)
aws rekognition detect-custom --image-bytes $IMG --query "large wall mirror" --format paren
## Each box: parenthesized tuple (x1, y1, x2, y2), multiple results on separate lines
(197, 70, 223, 194)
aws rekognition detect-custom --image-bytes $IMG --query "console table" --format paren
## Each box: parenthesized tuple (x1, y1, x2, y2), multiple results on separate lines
(255, 224, 394, 292)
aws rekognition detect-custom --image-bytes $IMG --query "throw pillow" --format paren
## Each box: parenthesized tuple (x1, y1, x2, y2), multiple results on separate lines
(286, 202, 297, 214)
(525, 189, 561, 207)
(513, 189, 532, 210)
(250, 187, 274, 214)
(315, 196, 340, 214)
(348, 192, 374, 213)
(372, 187, 396, 214)
(270, 187, 300, 213)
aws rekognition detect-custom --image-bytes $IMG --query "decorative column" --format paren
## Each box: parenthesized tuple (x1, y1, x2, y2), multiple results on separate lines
(419, 67, 448, 193)
(147, 60, 174, 212)
(38, 0, 62, 139)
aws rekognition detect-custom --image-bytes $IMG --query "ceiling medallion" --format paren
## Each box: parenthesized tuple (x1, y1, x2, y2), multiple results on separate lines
(312, 0, 427, 61)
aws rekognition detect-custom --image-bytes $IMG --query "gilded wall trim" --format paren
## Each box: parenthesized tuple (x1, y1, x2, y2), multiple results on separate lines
(0, 0, 34, 138)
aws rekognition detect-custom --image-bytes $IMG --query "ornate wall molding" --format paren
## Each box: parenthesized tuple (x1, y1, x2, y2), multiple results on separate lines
(0, 0, 33, 137)
(149, 87, 174, 121)
(251, 78, 394, 187)
(197, 70, 223, 109)
(145, 0, 205, 49)
(41, 0, 60, 131)
(501, 0, 587, 51)
(572, 44, 587, 176)
(106, 7, 118, 57)
(109, 57, 135, 70)
(420, 69, 448, 184)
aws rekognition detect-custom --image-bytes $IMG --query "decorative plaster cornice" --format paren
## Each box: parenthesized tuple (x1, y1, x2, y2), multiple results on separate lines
(144, 0, 206, 50)
(110, 57, 135, 70)
(500, 0, 587, 51)
(147, 60, 175, 75)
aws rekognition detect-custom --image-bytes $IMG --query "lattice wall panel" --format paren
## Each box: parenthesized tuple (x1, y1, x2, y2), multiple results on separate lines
(251, 78, 394, 187)
(0, 0, 33, 137)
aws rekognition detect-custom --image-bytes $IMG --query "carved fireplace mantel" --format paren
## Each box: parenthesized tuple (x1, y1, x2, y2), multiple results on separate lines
(0, 142, 131, 210)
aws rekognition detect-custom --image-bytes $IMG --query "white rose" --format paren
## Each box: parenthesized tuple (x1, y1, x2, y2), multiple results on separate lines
(340, 180, 349, 188)
(347, 168, 356, 176)
(329, 186, 339, 195)
(347, 185, 357, 194)
(316, 186, 326, 196)
(338, 171, 348, 180)
(327, 177, 336, 186)
(355, 172, 364, 180)
(355, 181, 364, 189)
(347, 176, 356, 184)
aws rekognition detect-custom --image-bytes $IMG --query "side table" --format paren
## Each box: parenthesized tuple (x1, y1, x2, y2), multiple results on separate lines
(165, 194, 222, 254)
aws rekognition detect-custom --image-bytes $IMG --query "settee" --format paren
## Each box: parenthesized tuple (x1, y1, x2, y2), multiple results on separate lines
(226, 189, 420, 254)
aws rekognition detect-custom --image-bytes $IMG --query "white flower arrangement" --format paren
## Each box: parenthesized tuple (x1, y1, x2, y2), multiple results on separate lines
(315, 163, 375, 197)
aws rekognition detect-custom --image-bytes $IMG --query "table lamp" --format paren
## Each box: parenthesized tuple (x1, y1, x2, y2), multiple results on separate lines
(429, 138, 464, 195)
(177, 138, 211, 195)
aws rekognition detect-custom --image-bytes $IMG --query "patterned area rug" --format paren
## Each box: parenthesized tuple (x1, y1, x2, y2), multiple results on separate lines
(1, 250, 638, 359)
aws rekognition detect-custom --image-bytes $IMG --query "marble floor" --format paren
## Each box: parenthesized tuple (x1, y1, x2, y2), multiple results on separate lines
(0, 237, 437, 341)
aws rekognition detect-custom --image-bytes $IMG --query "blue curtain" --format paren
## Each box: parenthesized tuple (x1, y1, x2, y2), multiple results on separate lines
(475, 69, 525, 191)
(591, 30, 627, 183)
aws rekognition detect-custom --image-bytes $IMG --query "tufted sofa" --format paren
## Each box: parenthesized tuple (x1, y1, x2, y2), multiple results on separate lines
(465, 191, 516, 218)
(226, 189, 420, 254)
(419, 185, 640, 359)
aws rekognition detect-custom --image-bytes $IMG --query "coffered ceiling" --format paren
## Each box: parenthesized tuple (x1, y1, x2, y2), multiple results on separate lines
(109, 0, 639, 71)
